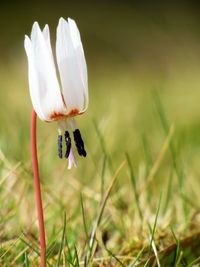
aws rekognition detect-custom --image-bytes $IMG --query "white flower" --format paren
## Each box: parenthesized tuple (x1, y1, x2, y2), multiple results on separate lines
(24, 17, 88, 169)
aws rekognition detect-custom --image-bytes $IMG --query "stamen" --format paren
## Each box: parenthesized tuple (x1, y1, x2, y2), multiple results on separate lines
(73, 129, 87, 157)
(58, 135, 62, 158)
(65, 131, 71, 158)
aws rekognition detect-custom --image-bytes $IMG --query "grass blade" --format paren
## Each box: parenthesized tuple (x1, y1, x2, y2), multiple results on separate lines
(147, 193, 162, 266)
(93, 119, 113, 172)
(101, 155, 107, 200)
(24, 252, 29, 267)
(142, 134, 153, 174)
(56, 212, 67, 267)
(126, 152, 143, 222)
(152, 90, 183, 188)
(145, 124, 174, 187)
(162, 170, 173, 215)
(80, 194, 89, 246)
(187, 256, 200, 267)
(148, 225, 161, 267)
(105, 246, 126, 267)
(171, 227, 181, 266)
(86, 160, 126, 264)
(129, 247, 145, 267)
(73, 245, 80, 267)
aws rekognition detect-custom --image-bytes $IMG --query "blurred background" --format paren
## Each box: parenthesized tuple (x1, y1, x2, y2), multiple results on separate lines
(1, 0, 200, 264)
(1, 0, 200, 159)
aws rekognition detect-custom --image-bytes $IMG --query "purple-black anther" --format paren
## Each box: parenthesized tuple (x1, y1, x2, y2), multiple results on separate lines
(65, 131, 71, 158)
(58, 135, 62, 158)
(73, 129, 87, 157)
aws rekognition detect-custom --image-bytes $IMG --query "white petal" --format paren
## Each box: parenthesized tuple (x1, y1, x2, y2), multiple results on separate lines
(56, 17, 88, 114)
(25, 22, 66, 121)
(68, 148, 77, 169)
(24, 35, 46, 120)
(42, 24, 55, 64)
(42, 24, 51, 50)
(68, 18, 88, 110)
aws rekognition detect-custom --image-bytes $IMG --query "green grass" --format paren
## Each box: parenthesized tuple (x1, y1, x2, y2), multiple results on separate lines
(1, 2, 200, 266)
(1, 62, 200, 265)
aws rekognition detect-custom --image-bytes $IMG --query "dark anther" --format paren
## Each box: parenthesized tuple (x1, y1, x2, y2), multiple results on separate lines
(65, 131, 71, 158)
(58, 135, 62, 158)
(73, 129, 87, 157)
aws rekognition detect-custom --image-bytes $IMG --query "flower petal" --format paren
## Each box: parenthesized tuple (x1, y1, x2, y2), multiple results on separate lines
(42, 24, 55, 65)
(25, 22, 66, 121)
(68, 18, 88, 111)
(42, 24, 51, 50)
(56, 17, 88, 114)
(24, 35, 46, 120)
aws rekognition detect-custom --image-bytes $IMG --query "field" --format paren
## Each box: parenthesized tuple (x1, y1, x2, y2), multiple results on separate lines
(0, 1, 200, 266)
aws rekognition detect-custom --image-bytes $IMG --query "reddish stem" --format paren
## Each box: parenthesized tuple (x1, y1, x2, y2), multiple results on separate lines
(31, 109, 46, 267)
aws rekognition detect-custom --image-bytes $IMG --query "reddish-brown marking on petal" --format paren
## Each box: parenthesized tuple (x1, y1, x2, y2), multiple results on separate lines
(50, 112, 66, 121)
(49, 108, 80, 121)
(68, 108, 79, 117)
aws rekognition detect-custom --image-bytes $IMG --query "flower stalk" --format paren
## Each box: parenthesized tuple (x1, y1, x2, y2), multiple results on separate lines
(31, 109, 46, 266)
